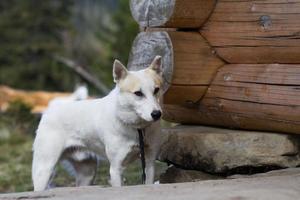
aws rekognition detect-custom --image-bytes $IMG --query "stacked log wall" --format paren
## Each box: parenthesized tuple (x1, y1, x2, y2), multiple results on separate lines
(128, 0, 300, 134)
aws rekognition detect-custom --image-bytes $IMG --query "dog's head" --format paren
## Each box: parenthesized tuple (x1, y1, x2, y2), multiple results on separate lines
(113, 56, 163, 127)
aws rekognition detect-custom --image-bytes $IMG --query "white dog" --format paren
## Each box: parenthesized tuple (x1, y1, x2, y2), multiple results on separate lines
(32, 56, 163, 191)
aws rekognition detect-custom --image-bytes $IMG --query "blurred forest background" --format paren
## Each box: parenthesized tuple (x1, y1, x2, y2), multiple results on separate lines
(0, 0, 138, 94)
(0, 0, 168, 194)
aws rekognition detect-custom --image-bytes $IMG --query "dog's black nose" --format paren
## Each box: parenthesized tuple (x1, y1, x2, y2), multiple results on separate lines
(151, 110, 161, 121)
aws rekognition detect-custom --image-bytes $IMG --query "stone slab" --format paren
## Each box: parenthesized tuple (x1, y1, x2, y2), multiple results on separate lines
(1, 170, 300, 200)
(159, 126, 300, 173)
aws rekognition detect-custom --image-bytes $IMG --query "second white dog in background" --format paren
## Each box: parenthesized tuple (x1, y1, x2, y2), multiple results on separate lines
(32, 56, 163, 191)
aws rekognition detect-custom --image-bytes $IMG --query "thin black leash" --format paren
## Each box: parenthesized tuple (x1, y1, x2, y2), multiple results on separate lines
(137, 128, 146, 184)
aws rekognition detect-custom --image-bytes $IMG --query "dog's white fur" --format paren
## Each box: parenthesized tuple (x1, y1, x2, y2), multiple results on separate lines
(32, 56, 163, 191)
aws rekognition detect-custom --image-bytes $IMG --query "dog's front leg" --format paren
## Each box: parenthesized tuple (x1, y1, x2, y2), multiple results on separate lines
(145, 158, 155, 184)
(109, 162, 123, 186)
(144, 147, 158, 184)
(144, 122, 161, 184)
(106, 143, 130, 187)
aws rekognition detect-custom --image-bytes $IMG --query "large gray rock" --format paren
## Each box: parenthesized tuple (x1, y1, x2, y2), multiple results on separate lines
(160, 165, 300, 184)
(228, 167, 300, 179)
(159, 126, 300, 173)
(160, 165, 222, 183)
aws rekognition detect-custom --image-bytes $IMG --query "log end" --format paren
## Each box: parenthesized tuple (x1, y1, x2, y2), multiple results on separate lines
(127, 31, 173, 93)
(130, 0, 175, 27)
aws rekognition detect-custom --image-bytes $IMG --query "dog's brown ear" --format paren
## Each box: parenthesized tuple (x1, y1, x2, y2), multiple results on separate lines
(150, 55, 163, 75)
(113, 59, 128, 83)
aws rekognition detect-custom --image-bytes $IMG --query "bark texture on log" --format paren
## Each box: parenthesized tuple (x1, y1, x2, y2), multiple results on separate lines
(168, 31, 224, 86)
(201, 0, 300, 63)
(163, 64, 300, 134)
(164, 85, 207, 105)
(130, 0, 216, 28)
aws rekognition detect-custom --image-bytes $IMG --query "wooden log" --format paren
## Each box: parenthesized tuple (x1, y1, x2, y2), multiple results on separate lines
(127, 30, 224, 104)
(163, 64, 300, 134)
(128, 31, 174, 93)
(168, 31, 224, 86)
(164, 85, 207, 105)
(130, 0, 216, 28)
(201, 0, 300, 63)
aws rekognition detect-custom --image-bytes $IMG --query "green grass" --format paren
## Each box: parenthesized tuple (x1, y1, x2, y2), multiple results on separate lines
(0, 132, 33, 192)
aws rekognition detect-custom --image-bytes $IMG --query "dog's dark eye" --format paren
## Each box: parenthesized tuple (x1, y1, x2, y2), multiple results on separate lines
(134, 91, 144, 97)
(154, 87, 160, 95)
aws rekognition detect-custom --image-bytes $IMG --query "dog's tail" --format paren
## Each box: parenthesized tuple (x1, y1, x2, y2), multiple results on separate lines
(71, 85, 88, 101)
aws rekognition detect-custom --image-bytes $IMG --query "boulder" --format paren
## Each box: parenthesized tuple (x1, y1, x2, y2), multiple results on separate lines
(159, 126, 300, 174)
(228, 167, 300, 179)
(159, 165, 300, 184)
(160, 165, 222, 183)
